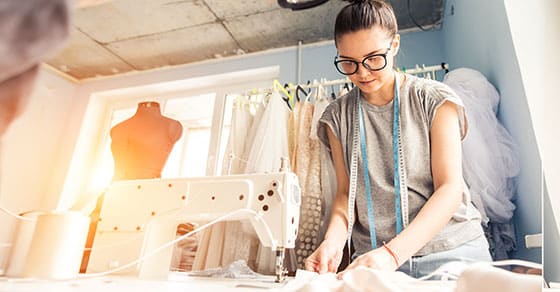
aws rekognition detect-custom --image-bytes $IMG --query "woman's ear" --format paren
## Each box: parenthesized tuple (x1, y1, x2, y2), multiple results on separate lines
(392, 33, 401, 56)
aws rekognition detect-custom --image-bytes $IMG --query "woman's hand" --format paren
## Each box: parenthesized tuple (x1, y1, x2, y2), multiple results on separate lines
(337, 246, 398, 279)
(304, 239, 344, 274)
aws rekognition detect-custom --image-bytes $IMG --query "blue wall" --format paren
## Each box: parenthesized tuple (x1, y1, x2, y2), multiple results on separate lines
(442, 0, 542, 262)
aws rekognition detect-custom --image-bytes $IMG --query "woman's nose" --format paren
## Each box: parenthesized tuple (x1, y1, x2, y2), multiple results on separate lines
(356, 63, 370, 78)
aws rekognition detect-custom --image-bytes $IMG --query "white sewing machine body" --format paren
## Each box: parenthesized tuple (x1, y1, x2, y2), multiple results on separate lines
(86, 171, 301, 281)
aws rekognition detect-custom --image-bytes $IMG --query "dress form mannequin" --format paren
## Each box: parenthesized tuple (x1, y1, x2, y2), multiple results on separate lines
(110, 101, 183, 180)
(81, 101, 182, 272)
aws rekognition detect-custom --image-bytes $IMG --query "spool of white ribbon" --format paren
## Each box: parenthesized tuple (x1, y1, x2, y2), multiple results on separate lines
(21, 211, 89, 279)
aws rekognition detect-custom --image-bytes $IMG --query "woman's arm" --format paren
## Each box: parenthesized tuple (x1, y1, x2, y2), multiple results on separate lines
(386, 100, 465, 262)
(323, 126, 351, 247)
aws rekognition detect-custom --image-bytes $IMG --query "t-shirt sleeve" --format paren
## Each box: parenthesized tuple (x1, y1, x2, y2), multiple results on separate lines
(317, 100, 342, 152)
(423, 82, 469, 140)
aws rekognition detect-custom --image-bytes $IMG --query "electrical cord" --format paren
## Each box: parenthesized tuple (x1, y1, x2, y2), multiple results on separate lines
(0, 205, 37, 222)
(277, 0, 330, 11)
(79, 208, 274, 279)
(415, 259, 543, 282)
(3, 208, 274, 283)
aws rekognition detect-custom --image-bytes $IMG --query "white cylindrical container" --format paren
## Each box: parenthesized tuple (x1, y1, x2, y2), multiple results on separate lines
(21, 211, 89, 279)
(5, 211, 43, 277)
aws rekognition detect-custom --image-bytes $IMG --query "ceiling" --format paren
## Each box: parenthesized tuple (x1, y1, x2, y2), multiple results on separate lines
(46, 0, 444, 81)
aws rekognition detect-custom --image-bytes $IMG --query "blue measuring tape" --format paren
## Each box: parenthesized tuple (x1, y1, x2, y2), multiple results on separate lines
(357, 74, 403, 249)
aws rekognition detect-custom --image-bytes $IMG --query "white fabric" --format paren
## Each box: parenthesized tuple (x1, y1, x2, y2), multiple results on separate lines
(200, 97, 261, 272)
(244, 91, 290, 173)
(290, 268, 452, 292)
(455, 263, 541, 292)
(242, 102, 265, 170)
(222, 98, 254, 175)
(443, 68, 520, 223)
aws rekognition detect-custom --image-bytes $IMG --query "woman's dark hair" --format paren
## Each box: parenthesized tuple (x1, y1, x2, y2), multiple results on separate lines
(334, 0, 398, 44)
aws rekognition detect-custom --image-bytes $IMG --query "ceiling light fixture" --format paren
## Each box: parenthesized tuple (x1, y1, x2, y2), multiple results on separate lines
(277, 0, 330, 11)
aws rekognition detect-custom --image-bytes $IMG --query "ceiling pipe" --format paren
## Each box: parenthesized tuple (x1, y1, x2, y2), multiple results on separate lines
(277, 0, 330, 11)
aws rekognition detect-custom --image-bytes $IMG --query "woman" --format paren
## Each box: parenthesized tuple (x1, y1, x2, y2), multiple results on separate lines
(305, 0, 491, 278)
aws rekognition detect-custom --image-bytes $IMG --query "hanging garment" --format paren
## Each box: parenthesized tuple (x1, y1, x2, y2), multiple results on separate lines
(290, 101, 303, 171)
(196, 96, 260, 271)
(244, 91, 290, 174)
(310, 87, 337, 243)
(484, 220, 517, 261)
(293, 101, 324, 269)
(242, 101, 266, 172)
(222, 98, 254, 175)
(443, 68, 519, 223)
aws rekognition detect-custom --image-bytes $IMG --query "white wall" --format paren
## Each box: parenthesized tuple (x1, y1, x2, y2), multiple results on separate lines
(0, 68, 77, 270)
(504, 0, 560, 282)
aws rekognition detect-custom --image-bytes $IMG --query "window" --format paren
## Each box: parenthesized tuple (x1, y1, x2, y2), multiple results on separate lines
(82, 67, 277, 198)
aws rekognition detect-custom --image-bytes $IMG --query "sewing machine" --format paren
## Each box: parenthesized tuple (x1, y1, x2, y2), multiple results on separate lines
(86, 170, 301, 283)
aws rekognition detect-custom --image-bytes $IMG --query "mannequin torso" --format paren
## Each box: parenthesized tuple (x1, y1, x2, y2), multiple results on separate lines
(110, 101, 183, 180)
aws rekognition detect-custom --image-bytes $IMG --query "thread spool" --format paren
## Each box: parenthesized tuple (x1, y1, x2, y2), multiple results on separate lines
(5, 211, 42, 277)
(21, 211, 89, 279)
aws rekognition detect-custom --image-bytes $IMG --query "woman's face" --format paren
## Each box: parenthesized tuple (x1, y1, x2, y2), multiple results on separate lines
(336, 26, 399, 96)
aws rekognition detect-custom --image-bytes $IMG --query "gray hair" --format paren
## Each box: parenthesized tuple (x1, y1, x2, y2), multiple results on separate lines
(0, 0, 71, 82)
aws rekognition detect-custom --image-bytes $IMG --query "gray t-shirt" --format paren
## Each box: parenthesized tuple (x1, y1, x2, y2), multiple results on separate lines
(318, 74, 484, 256)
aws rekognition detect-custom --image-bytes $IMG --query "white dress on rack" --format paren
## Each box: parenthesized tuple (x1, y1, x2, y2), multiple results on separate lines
(244, 91, 290, 174)
(222, 98, 254, 175)
(194, 97, 261, 271)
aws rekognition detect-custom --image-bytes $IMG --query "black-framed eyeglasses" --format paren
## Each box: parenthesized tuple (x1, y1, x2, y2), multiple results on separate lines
(334, 45, 392, 75)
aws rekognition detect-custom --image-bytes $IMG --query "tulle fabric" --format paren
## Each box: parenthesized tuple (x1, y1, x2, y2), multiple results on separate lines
(444, 68, 519, 223)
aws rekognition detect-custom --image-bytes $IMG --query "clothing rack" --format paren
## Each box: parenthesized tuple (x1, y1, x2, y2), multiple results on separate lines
(396, 63, 449, 78)
(239, 62, 449, 97)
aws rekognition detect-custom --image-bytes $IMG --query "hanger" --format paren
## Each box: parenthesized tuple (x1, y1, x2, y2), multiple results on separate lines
(274, 79, 293, 110)
(295, 84, 309, 103)
(284, 83, 298, 103)
(306, 80, 312, 94)
(330, 84, 337, 100)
